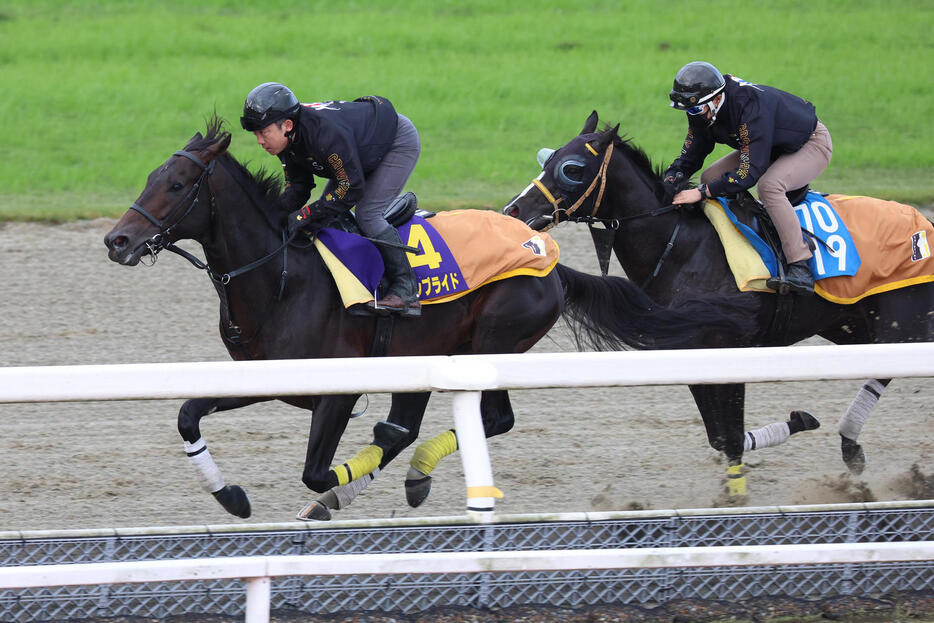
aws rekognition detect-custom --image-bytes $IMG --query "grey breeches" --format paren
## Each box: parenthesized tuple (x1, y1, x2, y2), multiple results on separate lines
(322, 114, 420, 238)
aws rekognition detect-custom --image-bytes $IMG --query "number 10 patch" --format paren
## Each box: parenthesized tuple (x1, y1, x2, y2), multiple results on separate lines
(794, 192, 861, 279)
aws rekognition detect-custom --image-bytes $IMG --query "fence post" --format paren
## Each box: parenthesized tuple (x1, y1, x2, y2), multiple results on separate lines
(245, 576, 271, 623)
(452, 391, 502, 523)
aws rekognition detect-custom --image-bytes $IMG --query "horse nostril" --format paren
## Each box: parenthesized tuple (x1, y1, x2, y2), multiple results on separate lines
(104, 233, 128, 251)
(505, 205, 520, 218)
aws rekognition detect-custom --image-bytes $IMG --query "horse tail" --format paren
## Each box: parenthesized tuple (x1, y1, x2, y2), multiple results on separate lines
(555, 263, 759, 351)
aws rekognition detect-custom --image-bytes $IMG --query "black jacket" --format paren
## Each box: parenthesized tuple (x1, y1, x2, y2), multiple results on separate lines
(276, 95, 399, 212)
(665, 76, 818, 196)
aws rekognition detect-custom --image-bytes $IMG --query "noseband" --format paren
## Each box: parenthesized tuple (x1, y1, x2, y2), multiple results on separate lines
(130, 150, 216, 261)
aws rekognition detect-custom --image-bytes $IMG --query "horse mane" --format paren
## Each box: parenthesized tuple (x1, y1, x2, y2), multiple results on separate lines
(599, 124, 672, 202)
(190, 113, 285, 207)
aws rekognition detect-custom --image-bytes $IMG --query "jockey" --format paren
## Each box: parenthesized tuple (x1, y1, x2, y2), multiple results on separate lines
(663, 61, 833, 294)
(240, 82, 421, 316)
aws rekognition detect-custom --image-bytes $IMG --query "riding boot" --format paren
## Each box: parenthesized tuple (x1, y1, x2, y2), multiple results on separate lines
(369, 226, 421, 317)
(766, 260, 814, 295)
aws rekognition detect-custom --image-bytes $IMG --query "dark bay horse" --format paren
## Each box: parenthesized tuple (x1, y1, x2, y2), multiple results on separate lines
(504, 111, 934, 497)
(104, 116, 753, 520)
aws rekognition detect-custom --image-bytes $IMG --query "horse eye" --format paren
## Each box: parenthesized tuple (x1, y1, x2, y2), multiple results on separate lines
(564, 165, 584, 181)
(170, 182, 183, 192)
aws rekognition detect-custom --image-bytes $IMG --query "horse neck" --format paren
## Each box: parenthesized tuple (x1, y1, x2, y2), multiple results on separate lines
(601, 153, 730, 301)
(200, 163, 277, 273)
(601, 156, 678, 279)
(201, 161, 329, 328)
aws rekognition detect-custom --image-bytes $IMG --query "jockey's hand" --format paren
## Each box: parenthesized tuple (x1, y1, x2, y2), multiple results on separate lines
(661, 170, 684, 201)
(672, 188, 703, 206)
(287, 204, 316, 237)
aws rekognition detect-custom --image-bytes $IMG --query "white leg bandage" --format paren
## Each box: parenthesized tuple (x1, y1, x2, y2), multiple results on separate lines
(838, 379, 887, 440)
(333, 468, 379, 510)
(184, 438, 225, 493)
(744, 422, 790, 451)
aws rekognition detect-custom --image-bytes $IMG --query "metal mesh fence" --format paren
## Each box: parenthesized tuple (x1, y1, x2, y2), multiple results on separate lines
(1, 501, 932, 622)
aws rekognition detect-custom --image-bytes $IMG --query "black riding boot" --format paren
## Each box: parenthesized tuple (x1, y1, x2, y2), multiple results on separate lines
(370, 226, 421, 317)
(766, 260, 814, 295)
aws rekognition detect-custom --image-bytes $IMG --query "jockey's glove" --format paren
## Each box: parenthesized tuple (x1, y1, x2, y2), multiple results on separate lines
(662, 170, 685, 204)
(287, 204, 318, 237)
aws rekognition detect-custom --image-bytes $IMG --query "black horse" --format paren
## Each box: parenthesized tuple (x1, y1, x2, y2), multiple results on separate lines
(504, 111, 934, 497)
(104, 116, 751, 520)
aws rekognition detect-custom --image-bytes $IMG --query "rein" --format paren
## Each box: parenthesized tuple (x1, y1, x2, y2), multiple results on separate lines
(131, 149, 296, 349)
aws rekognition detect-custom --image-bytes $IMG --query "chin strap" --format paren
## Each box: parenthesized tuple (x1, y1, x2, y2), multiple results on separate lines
(707, 92, 726, 125)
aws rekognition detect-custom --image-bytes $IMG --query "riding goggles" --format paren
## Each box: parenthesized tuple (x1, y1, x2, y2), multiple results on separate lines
(686, 103, 708, 116)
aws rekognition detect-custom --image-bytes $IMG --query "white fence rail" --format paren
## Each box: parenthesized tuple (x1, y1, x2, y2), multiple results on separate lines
(4, 542, 934, 623)
(2, 343, 933, 622)
(1, 343, 931, 403)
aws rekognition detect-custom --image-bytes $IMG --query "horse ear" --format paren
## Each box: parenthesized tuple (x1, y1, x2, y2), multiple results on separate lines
(581, 111, 599, 135)
(202, 133, 231, 162)
(595, 124, 620, 149)
(185, 132, 203, 148)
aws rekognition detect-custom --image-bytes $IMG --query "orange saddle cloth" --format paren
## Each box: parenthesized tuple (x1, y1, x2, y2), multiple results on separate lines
(414, 209, 560, 304)
(815, 195, 934, 303)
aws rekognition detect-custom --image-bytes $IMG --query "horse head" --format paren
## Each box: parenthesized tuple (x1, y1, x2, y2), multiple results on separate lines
(105, 126, 231, 266)
(503, 111, 619, 231)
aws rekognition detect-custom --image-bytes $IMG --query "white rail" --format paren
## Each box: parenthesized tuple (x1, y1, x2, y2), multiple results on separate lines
(2, 343, 932, 621)
(3, 542, 933, 623)
(0, 343, 930, 403)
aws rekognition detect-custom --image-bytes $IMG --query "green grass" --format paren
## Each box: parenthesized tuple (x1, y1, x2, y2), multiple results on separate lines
(1, 0, 932, 221)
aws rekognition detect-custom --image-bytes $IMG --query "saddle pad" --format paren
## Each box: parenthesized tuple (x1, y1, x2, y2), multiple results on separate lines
(316, 209, 560, 308)
(703, 200, 773, 292)
(703, 195, 934, 303)
(797, 191, 860, 279)
(814, 194, 934, 303)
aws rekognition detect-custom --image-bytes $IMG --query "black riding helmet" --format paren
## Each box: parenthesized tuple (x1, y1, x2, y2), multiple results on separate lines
(669, 62, 726, 110)
(240, 82, 301, 131)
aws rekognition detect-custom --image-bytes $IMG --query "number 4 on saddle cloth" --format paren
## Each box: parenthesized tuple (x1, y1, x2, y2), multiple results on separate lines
(314, 209, 560, 310)
(704, 191, 934, 303)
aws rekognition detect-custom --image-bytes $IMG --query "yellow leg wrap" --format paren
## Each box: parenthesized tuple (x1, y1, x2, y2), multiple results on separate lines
(726, 463, 747, 497)
(409, 430, 458, 476)
(333, 445, 383, 487)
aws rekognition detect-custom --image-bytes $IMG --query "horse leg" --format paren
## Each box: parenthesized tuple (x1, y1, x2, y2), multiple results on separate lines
(406, 389, 515, 508)
(298, 392, 430, 521)
(689, 383, 748, 499)
(743, 409, 821, 452)
(177, 396, 271, 518)
(837, 378, 891, 474)
(299, 394, 358, 495)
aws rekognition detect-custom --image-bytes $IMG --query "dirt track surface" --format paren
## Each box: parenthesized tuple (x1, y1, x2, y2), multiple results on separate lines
(0, 219, 931, 532)
(42, 592, 934, 622)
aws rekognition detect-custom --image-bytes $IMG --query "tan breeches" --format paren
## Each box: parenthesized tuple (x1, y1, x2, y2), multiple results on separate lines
(701, 121, 833, 264)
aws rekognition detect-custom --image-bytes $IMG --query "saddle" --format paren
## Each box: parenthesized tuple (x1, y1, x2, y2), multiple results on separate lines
(300, 192, 434, 235)
(721, 185, 812, 268)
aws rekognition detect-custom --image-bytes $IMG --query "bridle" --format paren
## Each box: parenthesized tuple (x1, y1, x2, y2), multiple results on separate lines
(130, 150, 216, 262)
(532, 141, 615, 228)
(529, 140, 684, 287)
(128, 148, 296, 348)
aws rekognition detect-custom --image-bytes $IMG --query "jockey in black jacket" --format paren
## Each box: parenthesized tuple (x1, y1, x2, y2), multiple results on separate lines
(240, 82, 422, 316)
(664, 62, 833, 294)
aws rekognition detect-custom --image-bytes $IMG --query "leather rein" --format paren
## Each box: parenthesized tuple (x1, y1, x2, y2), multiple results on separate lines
(130, 149, 296, 347)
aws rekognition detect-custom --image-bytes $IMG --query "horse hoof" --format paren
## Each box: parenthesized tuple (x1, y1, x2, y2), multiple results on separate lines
(790, 410, 821, 431)
(296, 500, 332, 522)
(212, 485, 251, 518)
(841, 435, 866, 475)
(405, 473, 432, 508)
(373, 421, 410, 452)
